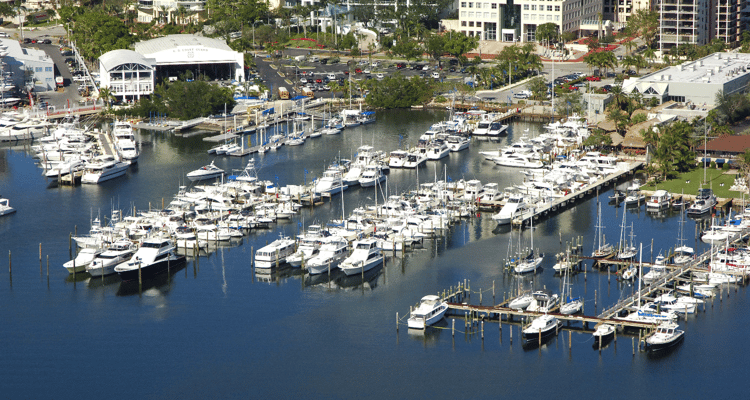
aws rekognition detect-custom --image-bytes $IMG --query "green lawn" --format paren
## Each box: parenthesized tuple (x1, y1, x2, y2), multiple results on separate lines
(642, 167, 744, 199)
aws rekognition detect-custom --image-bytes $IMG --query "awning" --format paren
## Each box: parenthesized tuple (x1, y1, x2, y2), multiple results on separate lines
(291, 95, 306, 100)
(716, 159, 726, 164)
(700, 158, 710, 163)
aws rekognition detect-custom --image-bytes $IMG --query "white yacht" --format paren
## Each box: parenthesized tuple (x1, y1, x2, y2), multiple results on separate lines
(487, 122, 507, 136)
(389, 150, 408, 168)
(472, 120, 491, 136)
(314, 165, 348, 195)
(306, 236, 349, 275)
(0, 196, 16, 216)
(643, 254, 667, 284)
(81, 156, 130, 184)
(359, 165, 385, 187)
(339, 238, 383, 276)
(645, 321, 684, 351)
(592, 323, 615, 345)
(186, 161, 225, 182)
(63, 247, 102, 274)
(646, 190, 672, 210)
(426, 139, 450, 160)
(113, 120, 139, 162)
(86, 240, 137, 277)
(492, 194, 528, 226)
(526, 290, 559, 312)
(445, 135, 470, 151)
(407, 295, 448, 329)
(286, 235, 322, 268)
(403, 148, 427, 168)
(254, 235, 296, 269)
(687, 188, 717, 215)
(492, 153, 544, 168)
(522, 314, 561, 343)
(114, 238, 185, 281)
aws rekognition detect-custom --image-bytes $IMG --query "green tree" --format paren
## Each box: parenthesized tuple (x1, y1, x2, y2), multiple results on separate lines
(366, 74, 434, 108)
(527, 76, 548, 100)
(389, 37, 422, 61)
(444, 31, 478, 66)
(425, 32, 447, 67)
(607, 107, 628, 135)
(536, 22, 559, 45)
(627, 9, 659, 48)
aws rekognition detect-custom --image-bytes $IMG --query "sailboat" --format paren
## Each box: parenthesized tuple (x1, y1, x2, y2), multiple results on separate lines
(514, 217, 543, 274)
(616, 207, 637, 261)
(673, 194, 695, 265)
(592, 202, 615, 259)
(559, 268, 583, 314)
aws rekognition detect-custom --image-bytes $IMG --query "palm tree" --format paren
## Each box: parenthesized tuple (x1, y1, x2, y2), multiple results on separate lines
(644, 47, 656, 66)
(98, 86, 115, 109)
(737, 149, 750, 189)
(13, 5, 27, 41)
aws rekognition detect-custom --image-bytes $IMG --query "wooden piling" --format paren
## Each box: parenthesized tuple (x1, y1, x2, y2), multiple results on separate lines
(8, 250, 11, 275)
(396, 312, 399, 332)
(39, 243, 42, 274)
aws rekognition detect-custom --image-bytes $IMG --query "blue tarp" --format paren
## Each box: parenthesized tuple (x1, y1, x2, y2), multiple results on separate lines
(234, 96, 259, 100)
(362, 111, 375, 116)
(291, 95, 307, 100)
(262, 107, 275, 115)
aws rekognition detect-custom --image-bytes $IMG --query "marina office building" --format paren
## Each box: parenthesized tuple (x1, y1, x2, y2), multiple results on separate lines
(622, 51, 750, 106)
(99, 34, 244, 101)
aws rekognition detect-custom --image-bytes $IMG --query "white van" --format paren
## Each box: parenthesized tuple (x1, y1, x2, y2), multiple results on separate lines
(327, 73, 336, 80)
(308, 56, 319, 62)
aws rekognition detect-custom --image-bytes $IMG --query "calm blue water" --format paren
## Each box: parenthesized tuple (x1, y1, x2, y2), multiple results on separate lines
(0, 110, 747, 398)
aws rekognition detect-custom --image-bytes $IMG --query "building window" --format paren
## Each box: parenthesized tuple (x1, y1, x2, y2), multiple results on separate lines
(461, 11, 466, 16)
(555, 15, 560, 20)
(485, 21, 497, 40)
(462, 21, 467, 26)
(45, 67, 52, 72)
(469, 21, 474, 26)
(547, 15, 552, 20)
(468, 2, 473, 7)
(524, 4, 529, 9)
(547, 5, 552, 10)
(492, 3, 497, 8)
(555, 5, 560, 10)
(491, 12, 497, 17)
(484, 12, 489, 17)
(531, 4, 536, 10)
(461, 1, 466, 6)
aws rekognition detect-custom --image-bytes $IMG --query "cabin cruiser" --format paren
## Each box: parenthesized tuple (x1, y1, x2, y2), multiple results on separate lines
(254, 235, 296, 269)
(646, 190, 672, 211)
(63, 247, 102, 274)
(306, 236, 349, 275)
(403, 148, 428, 168)
(286, 235, 323, 268)
(86, 239, 137, 277)
(0, 196, 15, 216)
(592, 324, 615, 345)
(339, 238, 383, 276)
(114, 238, 185, 281)
(651, 292, 699, 314)
(81, 155, 130, 184)
(623, 189, 645, 206)
(643, 254, 667, 284)
(445, 135, 470, 151)
(187, 161, 225, 182)
(44, 158, 86, 179)
(472, 120, 491, 136)
(526, 290, 559, 312)
(389, 150, 408, 168)
(407, 295, 448, 329)
(359, 165, 385, 188)
(508, 292, 533, 310)
(487, 122, 508, 136)
(522, 314, 561, 343)
(492, 153, 544, 168)
(426, 139, 450, 160)
(687, 188, 717, 215)
(492, 194, 529, 226)
(645, 321, 684, 351)
(314, 165, 348, 195)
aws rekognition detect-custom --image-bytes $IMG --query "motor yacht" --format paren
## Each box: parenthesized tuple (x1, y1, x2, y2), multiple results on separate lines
(306, 236, 349, 275)
(389, 150, 408, 168)
(445, 135, 470, 151)
(63, 247, 102, 274)
(114, 238, 185, 281)
(522, 314, 561, 343)
(339, 238, 383, 276)
(86, 239, 137, 277)
(314, 165, 348, 195)
(359, 165, 385, 187)
(646, 190, 672, 211)
(645, 321, 684, 351)
(0, 196, 16, 216)
(254, 235, 296, 269)
(426, 139, 450, 160)
(407, 295, 448, 329)
(687, 188, 717, 215)
(81, 155, 130, 184)
(186, 161, 225, 182)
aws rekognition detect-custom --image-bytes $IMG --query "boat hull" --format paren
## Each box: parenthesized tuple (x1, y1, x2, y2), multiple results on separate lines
(646, 333, 684, 351)
(522, 322, 560, 342)
(116, 255, 186, 281)
(340, 256, 383, 276)
(407, 307, 447, 329)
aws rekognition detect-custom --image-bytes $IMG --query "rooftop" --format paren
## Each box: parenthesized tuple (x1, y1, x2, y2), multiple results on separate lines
(99, 49, 156, 71)
(697, 134, 750, 154)
(134, 34, 233, 56)
(636, 52, 750, 86)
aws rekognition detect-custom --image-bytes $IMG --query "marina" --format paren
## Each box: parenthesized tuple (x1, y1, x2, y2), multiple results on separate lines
(2, 107, 750, 398)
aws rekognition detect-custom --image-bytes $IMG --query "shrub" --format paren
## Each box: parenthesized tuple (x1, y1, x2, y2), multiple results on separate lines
(722, 162, 730, 170)
(434, 95, 447, 103)
(710, 161, 717, 169)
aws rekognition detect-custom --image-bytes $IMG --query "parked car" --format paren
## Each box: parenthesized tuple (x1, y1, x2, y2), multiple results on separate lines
(355, 68, 362, 74)
(431, 72, 440, 79)
(363, 68, 371, 74)
(449, 67, 456, 72)
(315, 78, 323, 83)
(376, 73, 384, 80)
(343, 70, 350, 75)
(396, 63, 406, 69)
(586, 76, 601, 81)
(327, 73, 336, 80)
(422, 65, 430, 71)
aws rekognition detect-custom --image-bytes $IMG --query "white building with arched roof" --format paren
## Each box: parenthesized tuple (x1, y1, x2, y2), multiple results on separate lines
(133, 34, 244, 82)
(98, 49, 156, 102)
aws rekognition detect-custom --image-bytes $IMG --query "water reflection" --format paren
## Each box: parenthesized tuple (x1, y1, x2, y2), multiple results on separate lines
(116, 263, 185, 296)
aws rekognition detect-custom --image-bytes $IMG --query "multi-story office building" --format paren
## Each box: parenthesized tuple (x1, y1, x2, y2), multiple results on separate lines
(457, 0, 521, 41)
(656, 0, 710, 50)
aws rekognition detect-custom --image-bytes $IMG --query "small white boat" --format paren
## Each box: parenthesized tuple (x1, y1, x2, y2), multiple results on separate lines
(114, 238, 185, 281)
(187, 161, 225, 182)
(646, 189, 672, 210)
(560, 296, 583, 315)
(407, 295, 448, 329)
(620, 264, 637, 281)
(63, 247, 103, 274)
(306, 236, 349, 275)
(508, 292, 533, 310)
(592, 323, 615, 345)
(389, 150, 408, 168)
(445, 135, 470, 151)
(645, 321, 684, 351)
(0, 196, 16, 216)
(522, 314, 561, 343)
(339, 238, 383, 276)
(359, 165, 385, 188)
